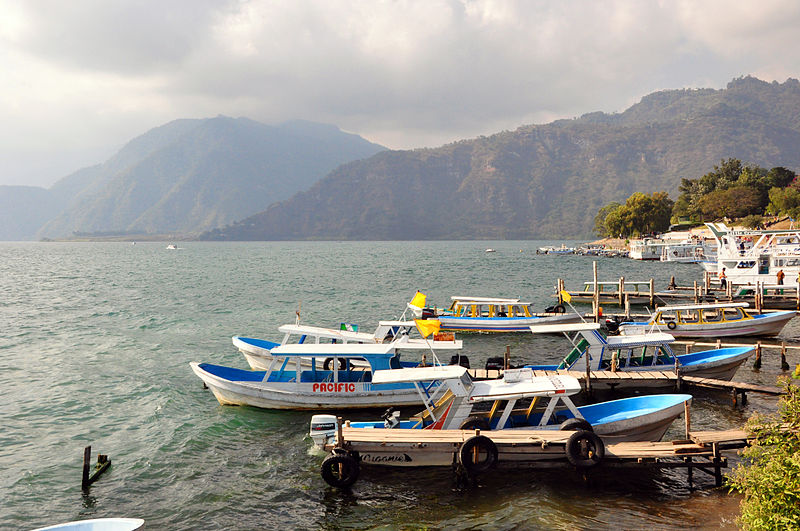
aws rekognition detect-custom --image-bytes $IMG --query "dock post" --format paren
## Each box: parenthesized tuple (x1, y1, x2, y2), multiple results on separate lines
(585, 342, 592, 396)
(754, 342, 762, 370)
(504, 345, 510, 370)
(624, 294, 631, 318)
(82, 446, 92, 489)
(693, 281, 698, 304)
(716, 338, 721, 349)
(619, 276, 624, 306)
(727, 279, 733, 300)
(336, 416, 344, 448)
(675, 356, 681, 391)
(781, 342, 789, 371)
(713, 443, 723, 487)
(684, 400, 691, 439)
(592, 261, 599, 323)
(649, 279, 654, 307)
(796, 284, 799, 311)
(557, 279, 563, 304)
(704, 271, 710, 292)
(756, 282, 762, 312)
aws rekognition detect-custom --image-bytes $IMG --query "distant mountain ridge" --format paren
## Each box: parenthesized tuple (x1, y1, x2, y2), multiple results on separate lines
(203, 76, 800, 240)
(32, 117, 385, 239)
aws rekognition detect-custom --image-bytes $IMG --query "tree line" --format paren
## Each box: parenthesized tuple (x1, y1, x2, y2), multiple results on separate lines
(594, 158, 797, 238)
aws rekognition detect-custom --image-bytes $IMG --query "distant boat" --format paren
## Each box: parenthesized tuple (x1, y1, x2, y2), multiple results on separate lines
(32, 518, 144, 531)
(485, 248, 496, 253)
(166, 244, 178, 250)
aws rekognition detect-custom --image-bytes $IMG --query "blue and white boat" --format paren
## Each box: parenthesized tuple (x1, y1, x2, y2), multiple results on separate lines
(618, 302, 794, 338)
(526, 323, 754, 386)
(310, 366, 690, 448)
(429, 296, 582, 333)
(33, 519, 144, 531)
(191, 343, 445, 410)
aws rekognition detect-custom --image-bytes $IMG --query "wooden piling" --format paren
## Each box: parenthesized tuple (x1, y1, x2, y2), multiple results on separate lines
(619, 276, 625, 306)
(504, 345, 510, 371)
(754, 342, 762, 370)
(781, 342, 789, 371)
(624, 294, 631, 319)
(693, 281, 698, 304)
(82, 446, 111, 490)
(82, 446, 92, 489)
(557, 279, 563, 304)
(684, 400, 691, 440)
(649, 279, 654, 307)
(336, 416, 344, 448)
(592, 262, 599, 323)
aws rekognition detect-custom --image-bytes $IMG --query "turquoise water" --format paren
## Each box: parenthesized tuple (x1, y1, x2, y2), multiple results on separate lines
(1, 241, 793, 529)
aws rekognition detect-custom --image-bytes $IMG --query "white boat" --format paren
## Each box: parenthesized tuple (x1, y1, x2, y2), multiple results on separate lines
(704, 222, 800, 285)
(485, 248, 496, 253)
(234, 319, 463, 371)
(629, 238, 668, 260)
(166, 243, 178, 250)
(312, 366, 690, 443)
(619, 302, 795, 338)
(537, 245, 575, 255)
(429, 296, 582, 332)
(191, 343, 447, 410)
(526, 322, 754, 385)
(32, 519, 144, 531)
(310, 366, 690, 486)
(660, 239, 717, 263)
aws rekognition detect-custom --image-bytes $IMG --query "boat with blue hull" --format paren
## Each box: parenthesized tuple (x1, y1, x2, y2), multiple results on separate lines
(311, 366, 690, 447)
(430, 296, 582, 333)
(191, 343, 442, 410)
(526, 323, 754, 387)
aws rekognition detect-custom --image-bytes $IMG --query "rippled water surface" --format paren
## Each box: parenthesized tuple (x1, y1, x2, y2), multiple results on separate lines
(2, 241, 795, 529)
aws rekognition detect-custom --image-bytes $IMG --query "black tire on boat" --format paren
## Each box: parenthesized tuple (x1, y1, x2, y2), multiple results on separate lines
(458, 435, 498, 474)
(460, 416, 491, 431)
(564, 429, 604, 468)
(667, 321, 677, 330)
(559, 418, 593, 432)
(553, 304, 566, 313)
(323, 358, 351, 371)
(321, 453, 360, 488)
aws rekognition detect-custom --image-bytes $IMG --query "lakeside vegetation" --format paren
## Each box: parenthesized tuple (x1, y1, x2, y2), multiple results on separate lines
(594, 158, 797, 238)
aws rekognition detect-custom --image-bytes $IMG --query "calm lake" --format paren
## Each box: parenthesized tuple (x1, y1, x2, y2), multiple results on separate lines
(2, 241, 793, 529)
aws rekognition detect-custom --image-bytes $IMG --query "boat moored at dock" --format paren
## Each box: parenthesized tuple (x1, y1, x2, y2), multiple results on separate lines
(427, 296, 582, 332)
(618, 302, 795, 338)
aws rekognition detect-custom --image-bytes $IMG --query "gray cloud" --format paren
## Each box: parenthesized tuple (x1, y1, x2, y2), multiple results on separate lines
(1, 0, 799, 187)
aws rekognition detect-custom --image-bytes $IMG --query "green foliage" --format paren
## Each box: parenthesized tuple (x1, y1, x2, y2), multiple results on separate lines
(727, 379, 800, 530)
(740, 215, 765, 229)
(593, 202, 621, 237)
(597, 192, 673, 238)
(698, 186, 763, 219)
(768, 180, 800, 219)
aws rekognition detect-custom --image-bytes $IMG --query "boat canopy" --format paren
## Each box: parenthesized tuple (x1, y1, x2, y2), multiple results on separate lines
(468, 373, 582, 402)
(372, 365, 468, 384)
(450, 296, 521, 304)
(656, 302, 749, 312)
(270, 343, 396, 357)
(599, 332, 676, 348)
(277, 323, 374, 342)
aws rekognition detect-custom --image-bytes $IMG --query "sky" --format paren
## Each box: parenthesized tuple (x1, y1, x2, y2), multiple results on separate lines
(2, 0, 800, 188)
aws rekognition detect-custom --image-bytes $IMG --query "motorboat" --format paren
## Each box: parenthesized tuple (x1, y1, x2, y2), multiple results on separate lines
(426, 296, 582, 332)
(32, 519, 144, 531)
(525, 323, 754, 385)
(191, 342, 446, 410)
(310, 366, 690, 444)
(619, 302, 795, 338)
(166, 243, 178, 250)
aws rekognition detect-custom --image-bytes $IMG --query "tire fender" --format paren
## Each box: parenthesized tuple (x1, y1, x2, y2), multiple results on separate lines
(321, 452, 360, 488)
(458, 435, 498, 474)
(564, 430, 604, 468)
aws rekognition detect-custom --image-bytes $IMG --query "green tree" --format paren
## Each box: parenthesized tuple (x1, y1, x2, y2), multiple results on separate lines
(767, 182, 800, 219)
(727, 378, 800, 529)
(594, 192, 673, 238)
(593, 202, 621, 237)
(698, 186, 763, 219)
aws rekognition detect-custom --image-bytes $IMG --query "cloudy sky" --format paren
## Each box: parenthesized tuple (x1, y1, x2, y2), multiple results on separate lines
(2, 0, 800, 187)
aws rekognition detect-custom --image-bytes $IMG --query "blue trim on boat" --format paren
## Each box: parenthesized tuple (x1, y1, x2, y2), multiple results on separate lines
(676, 346, 753, 367)
(237, 337, 281, 350)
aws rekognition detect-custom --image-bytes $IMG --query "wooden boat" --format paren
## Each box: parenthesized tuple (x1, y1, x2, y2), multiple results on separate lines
(428, 296, 582, 332)
(526, 323, 754, 386)
(310, 366, 690, 445)
(618, 302, 795, 338)
(234, 320, 462, 371)
(191, 343, 447, 410)
(33, 519, 144, 531)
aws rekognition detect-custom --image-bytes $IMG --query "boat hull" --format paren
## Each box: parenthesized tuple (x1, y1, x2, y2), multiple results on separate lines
(620, 312, 794, 338)
(438, 312, 582, 332)
(575, 395, 690, 443)
(190, 362, 427, 410)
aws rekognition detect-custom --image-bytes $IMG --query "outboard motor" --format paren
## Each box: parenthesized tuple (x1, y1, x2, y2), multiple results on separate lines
(485, 356, 504, 371)
(449, 354, 470, 369)
(421, 307, 437, 319)
(309, 414, 338, 448)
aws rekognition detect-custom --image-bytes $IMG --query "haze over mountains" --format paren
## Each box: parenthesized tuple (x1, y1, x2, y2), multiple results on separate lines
(0, 117, 384, 240)
(2, 76, 800, 241)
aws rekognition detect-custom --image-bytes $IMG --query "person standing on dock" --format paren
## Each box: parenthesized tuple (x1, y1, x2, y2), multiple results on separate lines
(719, 267, 727, 289)
(777, 269, 785, 294)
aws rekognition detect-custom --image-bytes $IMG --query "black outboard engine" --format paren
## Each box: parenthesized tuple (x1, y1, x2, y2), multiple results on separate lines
(421, 307, 437, 319)
(485, 356, 504, 371)
(449, 354, 470, 369)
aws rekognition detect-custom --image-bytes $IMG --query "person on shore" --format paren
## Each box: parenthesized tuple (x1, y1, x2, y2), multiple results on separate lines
(777, 269, 785, 285)
(719, 267, 727, 290)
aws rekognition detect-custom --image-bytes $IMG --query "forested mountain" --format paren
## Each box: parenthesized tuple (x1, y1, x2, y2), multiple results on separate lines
(203, 76, 800, 240)
(32, 117, 384, 239)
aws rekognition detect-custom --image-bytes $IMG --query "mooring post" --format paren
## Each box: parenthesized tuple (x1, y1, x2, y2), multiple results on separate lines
(585, 343, 592, 396)
(782, 342, 790, 371)
(675, 356, 681, 391)
(504, 345, 510, 370)
(557, 279, 563, 304)
(592, 261, 599, 323)
(693, 281, 698, 304)
(649, 279, 654, 307)
(704, 271, 710, 291)
(618, 276, 624, 306)
(624, 294, 631, 318)
(754, 341, 762, 369)
(684, 400, 691, 440)
(336, 416, 344, 448)
(82, 446, 92, 489)
(716, 338, 721, 349)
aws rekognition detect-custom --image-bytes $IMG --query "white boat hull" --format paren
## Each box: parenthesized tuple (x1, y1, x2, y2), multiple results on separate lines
(191, 362, 426, 410)
(620, 312, 794, 338)
(438, 312, 582, 332)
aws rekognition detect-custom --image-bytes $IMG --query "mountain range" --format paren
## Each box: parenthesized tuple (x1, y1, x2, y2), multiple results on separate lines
(0, 117, 384, 240)
(3, 76, 800, 241)
(203, 76, 800, 240)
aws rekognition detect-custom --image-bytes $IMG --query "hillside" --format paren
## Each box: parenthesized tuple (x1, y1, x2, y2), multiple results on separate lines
(202, 77, 800, 240)
(31, 117, 385, 239)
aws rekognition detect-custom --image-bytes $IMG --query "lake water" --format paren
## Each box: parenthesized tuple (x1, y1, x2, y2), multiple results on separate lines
(1, 241, 794, 529)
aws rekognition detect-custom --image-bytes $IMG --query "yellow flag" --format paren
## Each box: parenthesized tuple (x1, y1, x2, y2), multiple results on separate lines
(415, 319, 441, 338)
(409, 291, 426, 309)
(560, 290, 572, 303)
